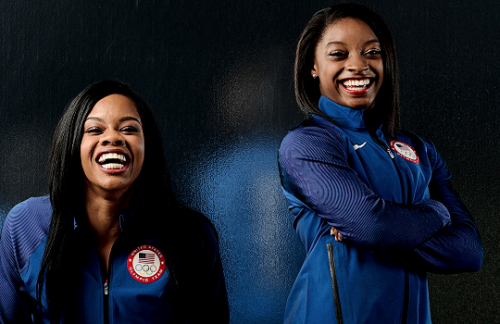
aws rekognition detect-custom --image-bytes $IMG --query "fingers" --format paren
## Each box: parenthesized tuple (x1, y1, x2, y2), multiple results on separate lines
(330, 227, 343, 242)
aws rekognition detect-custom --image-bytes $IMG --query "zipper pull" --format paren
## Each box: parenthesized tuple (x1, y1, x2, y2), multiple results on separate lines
(104, 279, 109, 296)
(386, 147, 395, 159)
(371, 133, 395, 160)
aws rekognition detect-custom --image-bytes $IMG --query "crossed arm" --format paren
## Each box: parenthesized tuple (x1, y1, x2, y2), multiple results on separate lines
(279, 128, 482, 273)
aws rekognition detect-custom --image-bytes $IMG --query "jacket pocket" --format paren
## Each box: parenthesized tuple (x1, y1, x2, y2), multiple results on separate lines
(327, 243, 344, 324)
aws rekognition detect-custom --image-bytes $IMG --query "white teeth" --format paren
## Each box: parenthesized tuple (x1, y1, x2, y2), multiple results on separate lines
(98, 153, 127, 164)
(343, 79, 370, 87)
(102, 163, 125, 170)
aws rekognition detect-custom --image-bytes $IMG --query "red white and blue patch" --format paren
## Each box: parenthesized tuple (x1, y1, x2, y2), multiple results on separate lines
(390, 140, 420, 164)
(127, 245, 166, 283)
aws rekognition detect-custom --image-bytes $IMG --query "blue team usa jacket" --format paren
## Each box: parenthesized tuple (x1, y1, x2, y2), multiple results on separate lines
(0, 196, 229, 323)
(278, 96, 483, 324)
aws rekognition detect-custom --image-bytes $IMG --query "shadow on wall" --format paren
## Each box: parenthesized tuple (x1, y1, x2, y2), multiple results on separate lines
(172, 44, 305, 323)
(178, 138, 303, 323)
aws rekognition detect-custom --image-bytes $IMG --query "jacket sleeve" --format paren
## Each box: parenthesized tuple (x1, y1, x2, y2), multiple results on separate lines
(0, 205, 36, 324)
(395, 141, 483, 273)
(278, 125, 450, 253)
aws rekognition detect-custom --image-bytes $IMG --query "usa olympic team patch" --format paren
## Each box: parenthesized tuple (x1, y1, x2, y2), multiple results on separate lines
(390, 140, 420, 164)
(127, 245, 166, 283)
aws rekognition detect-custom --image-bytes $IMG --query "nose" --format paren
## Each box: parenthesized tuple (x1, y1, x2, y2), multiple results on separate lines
(100, 130, 124, 146)
(346, 53, 369, 73)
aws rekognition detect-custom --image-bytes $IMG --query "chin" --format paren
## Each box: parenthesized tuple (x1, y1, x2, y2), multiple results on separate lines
(346, 99, 375, 110)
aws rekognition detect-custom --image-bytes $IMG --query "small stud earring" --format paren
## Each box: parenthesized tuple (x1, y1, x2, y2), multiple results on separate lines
(312, 74, 317, 79)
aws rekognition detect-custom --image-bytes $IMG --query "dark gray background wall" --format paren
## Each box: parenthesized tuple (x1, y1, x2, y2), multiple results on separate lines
(0, 0, 498, 323)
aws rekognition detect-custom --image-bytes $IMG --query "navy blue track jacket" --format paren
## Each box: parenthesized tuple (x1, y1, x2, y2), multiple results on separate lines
(0, 196, 229, 323)
(278, 96, 483, 324)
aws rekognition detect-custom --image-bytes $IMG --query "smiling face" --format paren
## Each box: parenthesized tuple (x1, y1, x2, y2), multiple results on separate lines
(312, 17, 384, 110)
(80, 94, 145, 197)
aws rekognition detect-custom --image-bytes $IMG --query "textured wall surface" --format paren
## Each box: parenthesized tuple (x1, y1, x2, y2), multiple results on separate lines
(0, 0, 498, 323)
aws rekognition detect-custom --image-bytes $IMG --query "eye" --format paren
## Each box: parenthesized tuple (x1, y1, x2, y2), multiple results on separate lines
(85, 127, 102, 134)
(328, 51, 346, 57)
(121, 126, 139, 133)
(364, 49, 382, 57)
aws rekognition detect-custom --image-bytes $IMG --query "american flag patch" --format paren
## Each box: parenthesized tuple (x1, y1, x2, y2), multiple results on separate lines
(139, 252, 155, 264)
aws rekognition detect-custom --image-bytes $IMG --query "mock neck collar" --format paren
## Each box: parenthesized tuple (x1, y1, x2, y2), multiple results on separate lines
(318, 95, 366, 129)
(73, 196, 144, 233)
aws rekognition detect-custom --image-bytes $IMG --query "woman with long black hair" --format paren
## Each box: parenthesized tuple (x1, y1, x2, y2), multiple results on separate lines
(278, 3, 482, 323)
(0, 79, 229, 323)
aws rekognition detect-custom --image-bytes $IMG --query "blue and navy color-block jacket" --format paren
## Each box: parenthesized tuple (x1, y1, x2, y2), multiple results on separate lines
(278, 96, 483, 324)
(0, 196, 229, 323)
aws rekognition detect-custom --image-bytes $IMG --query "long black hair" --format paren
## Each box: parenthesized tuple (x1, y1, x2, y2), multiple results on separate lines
(36, 79, 180, 323)
(295, 3, 401, 136)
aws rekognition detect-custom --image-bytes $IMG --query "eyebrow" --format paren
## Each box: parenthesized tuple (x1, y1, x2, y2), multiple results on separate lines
(325, 38, 380, 47)
(325, 41, 346, 47)
(85, 116, 142, 125)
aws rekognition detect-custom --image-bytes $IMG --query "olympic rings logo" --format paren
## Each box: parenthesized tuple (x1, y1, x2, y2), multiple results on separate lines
(134, 264, 158, 276)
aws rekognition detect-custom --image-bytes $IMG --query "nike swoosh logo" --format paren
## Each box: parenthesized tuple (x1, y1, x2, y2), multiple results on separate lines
(353, 142, 367, 150)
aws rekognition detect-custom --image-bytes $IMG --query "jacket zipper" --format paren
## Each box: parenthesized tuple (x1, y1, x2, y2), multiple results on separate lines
(102, 236, 120, 324)
(372, 136, 406, 199)
(372, 134, 409, 324)
(103, 279, 109, 324)
(99, 249, 113, 324)
(327, 243, 344, 324)
(103, 278, 109, 324)
(373, 135, 394, 159)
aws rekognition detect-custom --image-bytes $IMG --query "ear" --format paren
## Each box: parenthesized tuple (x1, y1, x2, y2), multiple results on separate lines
(311, 62, 318, 78)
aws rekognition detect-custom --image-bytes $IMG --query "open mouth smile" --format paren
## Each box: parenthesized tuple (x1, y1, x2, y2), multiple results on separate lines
(97, 152, 129, 170)
(340, 78, 374, 93)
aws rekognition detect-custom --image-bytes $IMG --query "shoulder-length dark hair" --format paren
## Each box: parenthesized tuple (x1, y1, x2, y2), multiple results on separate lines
(295, 3, 401, 136)
(37, 79, 179, 323)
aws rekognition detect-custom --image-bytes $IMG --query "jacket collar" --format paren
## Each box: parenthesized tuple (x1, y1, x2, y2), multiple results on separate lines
(73, 196, 144, 233)
(317, 95, 366, 129)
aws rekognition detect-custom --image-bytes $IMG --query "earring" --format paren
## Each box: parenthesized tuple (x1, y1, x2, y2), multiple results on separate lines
(312, 74, 317, 79)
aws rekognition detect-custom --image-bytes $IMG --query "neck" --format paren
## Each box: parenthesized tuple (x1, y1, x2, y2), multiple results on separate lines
(83, 187, 134, 236)
(83, 186, 135, 275)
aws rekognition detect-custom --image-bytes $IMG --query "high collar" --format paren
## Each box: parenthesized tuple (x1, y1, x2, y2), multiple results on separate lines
(318, 95, 366, 129)
(73, 197, 144, 233)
